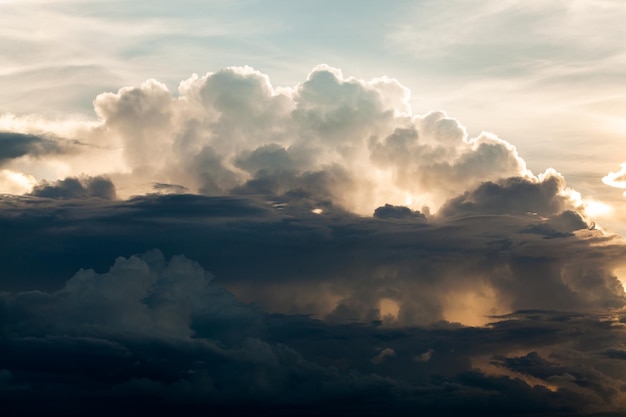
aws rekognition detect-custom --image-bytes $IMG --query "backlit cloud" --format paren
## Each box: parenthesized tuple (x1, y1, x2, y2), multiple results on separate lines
(2, 64, 626, 415)
(603, 162, 626, 196)
(1, 65, 547, 217)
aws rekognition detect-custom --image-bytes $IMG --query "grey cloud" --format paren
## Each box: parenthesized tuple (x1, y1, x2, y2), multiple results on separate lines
(3, 64, 626, 415)
(373, 204, 426, 220)
(29, 175, 117, 200)
(420, 111, 466, 144)
(438, 173, 570, 218)
(1, 250, 260, 340)
(3, 251, 626, 415)
(492, 351, 619, 404)
(0, 191, 623, 322)
(0, 131, 70, 165)
(234, 143, 300, 175)
(292, 66, 391, 147)
(368, 123, 527, 204)
(232, 164, 355, 212)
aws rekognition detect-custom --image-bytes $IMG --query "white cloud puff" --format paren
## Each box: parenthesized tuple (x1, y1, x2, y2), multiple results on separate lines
(603, 163, 626, 196)
(0, 65, 544, 215)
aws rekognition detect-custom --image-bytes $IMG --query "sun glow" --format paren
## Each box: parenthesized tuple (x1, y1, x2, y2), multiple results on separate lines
(379, 298, 400, 321)
(603, 163, 626, 189)
(614, 266, 626, 292)
(583, 199, 613, 218)
(0, 169, 37, 194)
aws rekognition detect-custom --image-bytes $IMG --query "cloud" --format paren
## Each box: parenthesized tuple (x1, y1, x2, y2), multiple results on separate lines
(2, 64, 626, 414)
(3, 253, 626, 415)
(371, 348, 396, 364)
(438, 170, 573, 218)
(1, 250, 259, 340)
(0, 65, 623, 329)
(0, 64, 524, 214)
(0, 131, 74, 165)
(1, 192, 624, 325)
(0, 169, 36, 194)
(603, 163, 626, 196)
(152, 182, 189, 194)
(29, 175, 117, 200)
(373, 203, 426, 220)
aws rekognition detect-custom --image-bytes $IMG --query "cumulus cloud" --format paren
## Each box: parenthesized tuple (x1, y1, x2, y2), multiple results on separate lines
(438, 170, 574, 218)
(603, 162, 626, 196)
(373, 203, 426, 220)
(29, 175, 117, 200)
(0, 64, 539, 215)
(1, 192, 624, 326)
(2, 252, 626, 415)
(0, 64, 623, 327)
(371, 348, 396, 364)
(1, 250, 258, 339)
(2, 64, 626, 414)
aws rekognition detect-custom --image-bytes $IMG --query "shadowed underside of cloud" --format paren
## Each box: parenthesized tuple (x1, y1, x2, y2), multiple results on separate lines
(0, 191, 624, 325)
(0, 131, 72, 164)
(2, 250, 626, 416)
(29, 175, 117, 200)
(2, 65, 626, 415)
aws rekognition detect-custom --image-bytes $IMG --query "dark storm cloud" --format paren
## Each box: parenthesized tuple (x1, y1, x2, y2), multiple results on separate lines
(374, 203, 426, 220)
(2, 64, 626, 415)
(0, 131, 77, 164)
(1, 183, 624, 318)
(77, 65, 534, 214)
(2, 252, 626, 416)
(438, 173, 569, 218)
(2, 179, 626, 414)
(29, 175, 117, 200)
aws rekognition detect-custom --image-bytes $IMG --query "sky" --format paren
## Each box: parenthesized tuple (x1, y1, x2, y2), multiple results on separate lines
(2, 1, 626, 415)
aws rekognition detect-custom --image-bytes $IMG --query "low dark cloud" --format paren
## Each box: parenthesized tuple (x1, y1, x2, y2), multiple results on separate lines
(152, 182, 189, 194)
(2, 250, 626, 416)
(1, 183, 624, 318)
(374, 203, 426, 220)
(29, 175, 117, 200)
(0, 131, 77, 165)
(1, 186, 626, 415)
(439, 174, 569, 218)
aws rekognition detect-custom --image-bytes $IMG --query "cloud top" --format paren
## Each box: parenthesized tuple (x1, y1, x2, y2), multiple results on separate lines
(0, 65, 541, 216)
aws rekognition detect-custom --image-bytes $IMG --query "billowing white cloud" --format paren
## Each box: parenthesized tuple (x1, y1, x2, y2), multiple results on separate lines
(30, 175, 116, 200)
(603, 163, 626, 196)
(0, 65, 569, 218)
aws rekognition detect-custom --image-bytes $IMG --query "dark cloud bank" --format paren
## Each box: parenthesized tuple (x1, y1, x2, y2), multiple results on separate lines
(2, 66, 626, 416)
(2, 190, 626, 416)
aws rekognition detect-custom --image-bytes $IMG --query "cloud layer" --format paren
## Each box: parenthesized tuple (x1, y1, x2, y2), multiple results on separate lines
(2, 65, 626, 415)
